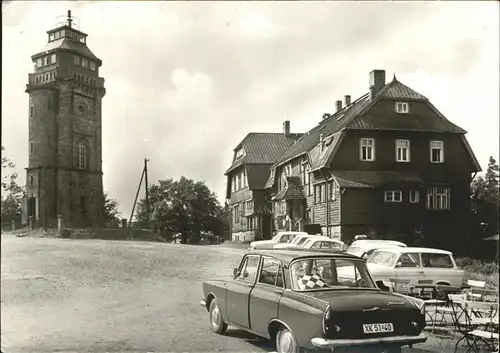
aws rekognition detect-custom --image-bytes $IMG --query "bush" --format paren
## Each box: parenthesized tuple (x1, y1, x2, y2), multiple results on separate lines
(456, 257, 499, 289)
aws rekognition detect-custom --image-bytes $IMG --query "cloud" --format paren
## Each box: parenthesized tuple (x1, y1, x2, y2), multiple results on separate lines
(2, 1, 498, 218)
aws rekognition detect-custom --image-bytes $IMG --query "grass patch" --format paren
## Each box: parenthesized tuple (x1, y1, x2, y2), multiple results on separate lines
(456, 257, 499, 289)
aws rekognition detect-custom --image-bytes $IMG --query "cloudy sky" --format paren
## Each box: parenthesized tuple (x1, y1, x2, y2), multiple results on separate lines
(2, 1, 499, 219)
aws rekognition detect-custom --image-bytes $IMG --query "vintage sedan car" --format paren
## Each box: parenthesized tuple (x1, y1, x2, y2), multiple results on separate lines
(366, 247, 465, 295)
(249, 231, 308, 250)
(273, 234, 329, 250)
(200, 250, 427, 353)
(300, 237, 346, 251)
(346, 240, 407, 259)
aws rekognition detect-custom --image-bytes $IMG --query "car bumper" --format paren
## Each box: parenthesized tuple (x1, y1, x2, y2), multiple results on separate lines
(311, 332, 427, 349)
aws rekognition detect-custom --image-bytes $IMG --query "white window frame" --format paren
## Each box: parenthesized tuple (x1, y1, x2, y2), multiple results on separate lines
(81, 58, 88, 68)
(55, 31, 61, 39)
(430, 141, 444, 163)
(77, 144, 86, 169)
(384, 190, 402, 203)
(242, 169, 247, 188)
(50, 54, 56, 64)
(360, 138, 375, 161)
(284, 164, 292, 177)
(409, 190, 419, 203)
(90, 61, 96, 71)
(396, 139, 410, 162)
(426, 187, 450, 210)
(395, 102, 409, 114)
(235, 148, 244, 159)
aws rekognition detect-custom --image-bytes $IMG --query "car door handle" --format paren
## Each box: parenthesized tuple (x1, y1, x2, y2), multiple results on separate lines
(273, 289, 283, 294)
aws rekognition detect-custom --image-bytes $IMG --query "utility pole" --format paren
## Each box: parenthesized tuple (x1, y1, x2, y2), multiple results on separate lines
(144, 158, 150, 226)
(128, 166, 145, 229)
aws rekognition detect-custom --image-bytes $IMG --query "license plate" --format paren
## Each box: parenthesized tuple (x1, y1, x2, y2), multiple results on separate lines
(362, 323, 394, 334)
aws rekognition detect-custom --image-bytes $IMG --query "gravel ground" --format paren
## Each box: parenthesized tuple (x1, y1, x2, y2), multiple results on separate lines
(1, 234, 471, 353)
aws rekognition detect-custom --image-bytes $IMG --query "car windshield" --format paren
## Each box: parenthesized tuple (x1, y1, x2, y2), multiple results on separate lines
(295, 237, 309, 246)
(346, 246, 365, 257)
(301, 239, 314, 248)
(289, 257, 376, 291)
(290, 236, 305, 245)
(367, 250, 398, 266)
(274, 233, 299, 243)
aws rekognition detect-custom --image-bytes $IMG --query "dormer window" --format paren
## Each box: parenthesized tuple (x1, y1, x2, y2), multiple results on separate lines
(90, 61, 96, 71)
(55, 31, 61, 39)
(49, 33, 54, 41)
(235, 148, 244, 159)
(395, 102, 409, 114)
(50, 54, 56, 64)
(79, 36, 85, 44)
(44, 56, 49, 66)
(36, 58, 42, 68)
(81, 58, 88, 68)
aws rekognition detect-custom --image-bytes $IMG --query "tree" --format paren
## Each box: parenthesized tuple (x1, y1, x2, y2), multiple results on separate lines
(470, 156, 499, 237)
(1, 146, 25, 224)
(135, 176, 225, 244)
(103, 192, 121, 225)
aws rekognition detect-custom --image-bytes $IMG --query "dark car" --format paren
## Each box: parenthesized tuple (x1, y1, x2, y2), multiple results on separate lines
(200, 250, 427, 353)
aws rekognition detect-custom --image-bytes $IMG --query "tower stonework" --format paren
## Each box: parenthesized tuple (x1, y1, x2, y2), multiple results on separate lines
(25, 11, 106, 229)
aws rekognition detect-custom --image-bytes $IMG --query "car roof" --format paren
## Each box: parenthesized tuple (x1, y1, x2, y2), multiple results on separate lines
(277, 231, 308, 235)
(308, 238, 344, 243)
(350, 240, 406, 250)
(247, 249, 361, 265)
(371, 247, 453, 255)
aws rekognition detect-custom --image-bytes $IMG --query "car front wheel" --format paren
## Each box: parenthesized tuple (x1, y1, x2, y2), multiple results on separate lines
(209, 298, 227, 334)
(276, 328, 300, 353)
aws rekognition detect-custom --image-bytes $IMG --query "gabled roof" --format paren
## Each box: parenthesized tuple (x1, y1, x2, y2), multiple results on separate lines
(33, 38, 101, 64)
(225, 132, 303, 175)
(271, 176, 305, 201)
(330, 170, 425, 189)
(266, 75, 471, 184)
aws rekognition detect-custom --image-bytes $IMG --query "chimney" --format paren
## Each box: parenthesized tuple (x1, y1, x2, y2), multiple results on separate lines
(283, 120, 290, 136)
(335, 100, 342, 112)
(319, 134, 324, 151)
(369, 69, 386, 100)
(344, 95, 351, 107)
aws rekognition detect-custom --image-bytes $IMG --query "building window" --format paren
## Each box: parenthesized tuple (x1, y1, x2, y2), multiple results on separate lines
(49, 33, 54, 41)
(77, 143, 86, 169)
(242, 169, 247, 188)
(284, 164, 292, 177)
(314, 183, 326, 204)
(395, 102, 409, 114)
(384, 190, 402, 203)
(50, 54, 56, 64)
(36, 58, 42, 68)
(55, 31, 61, 39)
(426, 187, 450, 210)
(233, 204, 240, 223)
(328, 181, 336, 201)
(396, 139, 410, 162)
(410, 190, 419, 203)
(30, 175, 34, 186)
(305, 209, 311, 222)
(90, 61, 96, 71)
(360, 138, 375, 161)
(73, 55, 80, 65)
(81, 58, 88, 68)
(278, 200, 287, 215)
(246, 200, 253, 212)
(235, 147, 244, 159)
(30, 105, 34, 118)
(308, 172, 313, 196)
(30, 141, 34, 154)
(44, 56, 49, 66)
(430, 141, 444, 163)
(80, 36, 85, 44)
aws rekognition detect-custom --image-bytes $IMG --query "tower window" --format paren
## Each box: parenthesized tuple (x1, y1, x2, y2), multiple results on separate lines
(79, 36, 85, 44)
(73, 55, 80, 65)
(90, 61, 96, 71)
(55, 31, 60, 39)
(44, 56, 49, 66)
(50, 54, 56, 64)
(36, 58, 42, 67)
(30, 106, 34, 118)
(77, 143, 87, 169)
(81, 58, 88, 68)
(30, 142, 34, 154)
(49, 33, 54, 41)
(30, 175, 34, 186)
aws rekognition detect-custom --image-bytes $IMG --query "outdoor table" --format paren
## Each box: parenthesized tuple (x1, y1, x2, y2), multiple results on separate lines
(410, 284, 464, 300)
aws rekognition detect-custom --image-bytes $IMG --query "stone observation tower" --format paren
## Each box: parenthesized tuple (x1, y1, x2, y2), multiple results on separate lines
(25, 10, 106, 229)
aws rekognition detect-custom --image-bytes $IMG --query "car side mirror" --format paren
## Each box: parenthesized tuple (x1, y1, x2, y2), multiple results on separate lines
(376, 280, 390, 291)
(396, 262, 402, 268)
(233, 268, 238, 277)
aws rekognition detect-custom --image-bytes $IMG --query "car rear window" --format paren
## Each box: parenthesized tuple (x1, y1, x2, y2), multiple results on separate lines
(421, 253, 454, 268)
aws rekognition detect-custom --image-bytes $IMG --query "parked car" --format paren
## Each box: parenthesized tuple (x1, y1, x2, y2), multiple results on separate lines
(248, 231, 308, 250)
(200, 250, 427, 353)
(346, 240, 407, 259)
(366, 247, 465, 295)
(300, 237, 346, 251)
(273, 234, 328, 250)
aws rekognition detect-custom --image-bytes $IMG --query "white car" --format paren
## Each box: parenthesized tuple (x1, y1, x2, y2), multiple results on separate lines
(366, 247, 465, 295)
(248, 231, 308, 250)
(346, 239, 407, 259)
(273, 234, 328, 249)
(300, 237, 346, 251)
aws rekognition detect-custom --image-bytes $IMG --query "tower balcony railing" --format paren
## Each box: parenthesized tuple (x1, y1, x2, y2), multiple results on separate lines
(28, 68, 105, 89)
